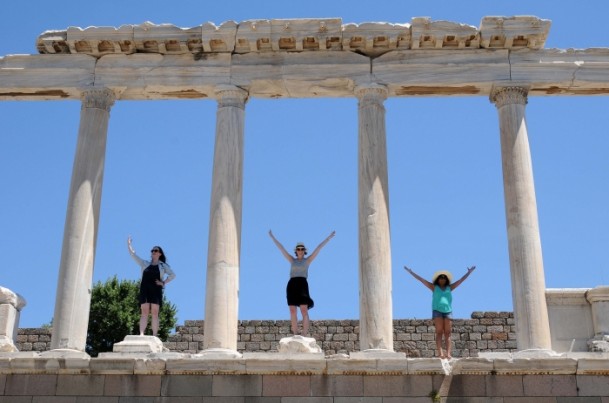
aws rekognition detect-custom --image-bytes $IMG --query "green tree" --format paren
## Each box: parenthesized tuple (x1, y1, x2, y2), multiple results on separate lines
(86, 275, 178, 357)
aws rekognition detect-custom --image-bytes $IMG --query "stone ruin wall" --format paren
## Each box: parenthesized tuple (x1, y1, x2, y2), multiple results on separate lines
(17, 311, 516, 356)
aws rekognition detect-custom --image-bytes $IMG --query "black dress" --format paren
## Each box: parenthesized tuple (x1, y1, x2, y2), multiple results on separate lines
(286, 277, 314, 309)
(139, 264, 163, 306)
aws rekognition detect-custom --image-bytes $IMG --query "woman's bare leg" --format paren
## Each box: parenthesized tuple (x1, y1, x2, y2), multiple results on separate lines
(300, 305, 309, 336)
(444, 318, 453, 358)
(434, 317, 445, 358)
(289, 306, 299, 335)
(140, 303, 150, 336)
(151, 303, 160, 337)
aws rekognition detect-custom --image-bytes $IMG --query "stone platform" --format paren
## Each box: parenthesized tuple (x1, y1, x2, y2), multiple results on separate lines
(1, 351, 609, 401)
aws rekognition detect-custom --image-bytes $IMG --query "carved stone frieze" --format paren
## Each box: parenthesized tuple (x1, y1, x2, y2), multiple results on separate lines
(410, 17, 479, 49)
(480, 16, 551, 50)
(35, 16, 551, 57)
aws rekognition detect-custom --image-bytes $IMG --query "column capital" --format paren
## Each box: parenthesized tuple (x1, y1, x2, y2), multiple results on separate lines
(215, 85, 248, 108)
(80, 87, 116, 112)
(355, 84, 388, 104)
(490, 86, 528, 108)
(586, 286, 609, 304)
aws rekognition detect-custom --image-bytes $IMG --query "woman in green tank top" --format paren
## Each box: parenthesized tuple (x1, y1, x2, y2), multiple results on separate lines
(405, 265, 475, 359)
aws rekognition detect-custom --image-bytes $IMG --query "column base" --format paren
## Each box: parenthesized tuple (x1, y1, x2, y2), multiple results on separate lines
(350, 349, 406, 359)
(278, 335, 322, 354)
(40, 348, 90, 359)
(112, 335, 167, 354)
(0, 336, 18, 353)
(193, 348, 243, 359)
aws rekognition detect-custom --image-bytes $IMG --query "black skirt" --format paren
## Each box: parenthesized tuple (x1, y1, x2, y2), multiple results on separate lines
(139, 264, 163, 306)
(286, 277, 314, 309)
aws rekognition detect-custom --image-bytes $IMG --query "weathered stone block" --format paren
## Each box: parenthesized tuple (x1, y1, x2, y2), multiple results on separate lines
(5, 374, 57, 396)
(262, 375, 310, 396)
(363, 375, 432, 397)
(161, 374, 212, 396)
(522, 375, 577, 396)
(310, 374, 364, 396)
(576, 375, 609, 396)
(104, 374, 161, 396)
(213, 374, 262, 396)
(56, 374, 105, 396)
(486, 375, 524, 396)
(448, 374, 486, 396)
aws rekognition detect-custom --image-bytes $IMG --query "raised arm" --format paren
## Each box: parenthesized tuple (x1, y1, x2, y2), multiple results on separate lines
(127, 236, 145, 267)
(268, 230, 293, 262)
(307, 230, 336, 264)
(404, 266, 434, 291)
(127, 236, 135, 255)
(450, 266, 476, 291)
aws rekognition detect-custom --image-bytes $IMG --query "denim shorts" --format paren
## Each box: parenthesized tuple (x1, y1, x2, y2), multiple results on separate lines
(432, 310, 452, 319)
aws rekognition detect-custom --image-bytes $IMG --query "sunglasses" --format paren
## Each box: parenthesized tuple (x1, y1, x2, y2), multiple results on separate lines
(151, 249, 160, 253)
(296, 247, 306, 251)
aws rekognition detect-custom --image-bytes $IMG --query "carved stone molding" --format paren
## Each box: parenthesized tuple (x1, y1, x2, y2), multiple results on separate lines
(80, 87, 116, 111)
(36, 17, 552, 56)
(585, 286, 609, 304)
(355, 84, 388, 108)
(490, 86, 528, 108)
(215, 85, 249, 109)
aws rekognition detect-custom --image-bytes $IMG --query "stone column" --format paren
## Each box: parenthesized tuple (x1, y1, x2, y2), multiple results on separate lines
(0, 286, 27, 352)
(202, 85, 248, 354)
(490, 86, 552, 352)
(586, 286, 609, 351)
(355, 84, 393, 351)
(51, 87, 115, 352)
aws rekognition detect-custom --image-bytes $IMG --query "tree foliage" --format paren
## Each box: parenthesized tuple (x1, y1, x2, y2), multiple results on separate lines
(86, 275, 178, 356)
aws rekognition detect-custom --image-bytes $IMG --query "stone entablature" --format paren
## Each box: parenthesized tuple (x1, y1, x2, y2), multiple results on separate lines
(2, 15, 607, 101)
(36, 16, 550, 58)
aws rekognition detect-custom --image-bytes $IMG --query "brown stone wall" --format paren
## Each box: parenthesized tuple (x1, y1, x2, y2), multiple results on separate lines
(165, 311, 516, 357)
(16, 311, 516, 356)
(14, 327, 52, 352)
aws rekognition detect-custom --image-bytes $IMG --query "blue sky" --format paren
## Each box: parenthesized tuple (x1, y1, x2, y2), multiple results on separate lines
(1, 1, 608, 330)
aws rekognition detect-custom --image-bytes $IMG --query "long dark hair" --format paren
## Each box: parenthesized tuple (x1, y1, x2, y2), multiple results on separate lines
(434, 275, 450, 286)
(153, 246, 167, 263)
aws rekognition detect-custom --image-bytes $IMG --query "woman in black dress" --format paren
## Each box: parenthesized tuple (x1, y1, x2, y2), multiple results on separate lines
(269, 230, 335, 336)
(127, 236, 176, 337)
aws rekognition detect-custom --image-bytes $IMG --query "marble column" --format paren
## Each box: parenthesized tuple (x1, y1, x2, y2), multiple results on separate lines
(355, 84, 393, 351)
(203, 85, 248, 353)
(490, 86, 552, 351)
(51, 87, 115, 352)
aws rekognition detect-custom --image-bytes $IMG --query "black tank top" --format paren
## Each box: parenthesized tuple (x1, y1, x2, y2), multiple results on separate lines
(142, 264, 161, 286)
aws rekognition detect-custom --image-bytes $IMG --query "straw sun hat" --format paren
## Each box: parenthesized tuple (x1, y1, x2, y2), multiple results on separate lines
(432, 270, 453, 283)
